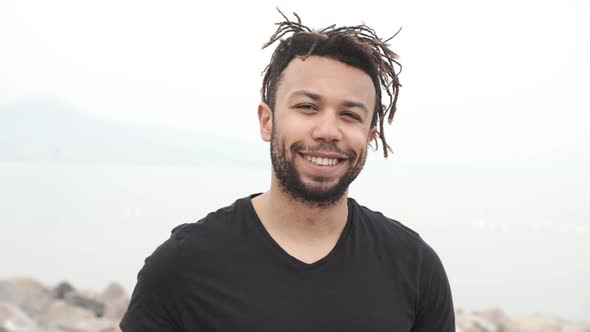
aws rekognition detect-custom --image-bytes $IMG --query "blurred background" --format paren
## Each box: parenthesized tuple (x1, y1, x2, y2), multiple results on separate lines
(1, 0, 588, 323)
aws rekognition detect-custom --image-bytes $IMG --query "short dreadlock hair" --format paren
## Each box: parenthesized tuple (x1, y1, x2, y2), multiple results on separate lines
(261, 9, 402, 158)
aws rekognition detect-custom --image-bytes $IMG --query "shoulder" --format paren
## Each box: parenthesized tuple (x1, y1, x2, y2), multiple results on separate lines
(349, 198, 424, 249)
(348, 199, 454, 328)
(155, 195, 253, 260)
(349, 198, 445, 273)
(172, 196, 249, 241)
(121, 196, 256, 330)
(129, 195, 252, 288)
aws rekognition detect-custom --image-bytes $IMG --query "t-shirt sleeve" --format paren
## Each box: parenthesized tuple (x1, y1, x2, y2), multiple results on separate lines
(120, 231, 186, 332)
(411, 242, 455, 332)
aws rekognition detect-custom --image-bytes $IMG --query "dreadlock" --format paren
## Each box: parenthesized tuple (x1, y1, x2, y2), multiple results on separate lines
(261, 9, 402, 158)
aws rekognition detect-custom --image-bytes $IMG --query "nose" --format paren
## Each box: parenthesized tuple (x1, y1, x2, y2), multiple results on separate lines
(311, 112, 342, 142)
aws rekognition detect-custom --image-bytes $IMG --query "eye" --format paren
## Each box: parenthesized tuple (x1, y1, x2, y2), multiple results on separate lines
(295, 104, 318, 112)
(341, 111, 361, 121)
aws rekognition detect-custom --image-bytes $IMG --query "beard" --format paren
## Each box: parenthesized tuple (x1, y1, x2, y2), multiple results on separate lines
(270, 128, 367, 208)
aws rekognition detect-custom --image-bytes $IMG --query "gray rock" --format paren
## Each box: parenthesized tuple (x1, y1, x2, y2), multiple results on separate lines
(52, 282, 74, 300)
(0, 302, 38, 332)
(38, 300, 94, 328)
(561, 321, 590, 332)
(0, 277, 53, 317)
(456, 311, 498, 332)
(99, 283, 129, 320)
(52, 317, 121, 332)
(473, 307, 507, 326)
(64, 292, 105, 317)
(501, 314, 564, 332)
(100, 283, 126, 302)
(52, 282, 105, 317)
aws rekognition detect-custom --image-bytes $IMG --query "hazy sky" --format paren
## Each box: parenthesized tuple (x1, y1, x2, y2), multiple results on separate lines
(1, 0, 589, 321)
(1, 0, 589, 164)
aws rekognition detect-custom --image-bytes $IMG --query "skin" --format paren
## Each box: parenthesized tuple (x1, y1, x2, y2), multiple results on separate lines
(252, 55, 377, 264)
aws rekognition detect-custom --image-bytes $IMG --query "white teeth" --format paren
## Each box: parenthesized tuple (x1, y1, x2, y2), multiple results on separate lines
(304, 155, 339, 166)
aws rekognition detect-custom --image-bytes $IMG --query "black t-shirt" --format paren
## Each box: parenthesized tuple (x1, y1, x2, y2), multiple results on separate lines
(120, 194, 455, 331)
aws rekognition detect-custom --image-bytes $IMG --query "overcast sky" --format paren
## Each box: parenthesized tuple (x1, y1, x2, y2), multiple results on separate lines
(1, 0, 589, 165)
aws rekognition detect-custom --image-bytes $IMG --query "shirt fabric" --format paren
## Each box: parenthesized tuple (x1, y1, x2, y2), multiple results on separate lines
(120, 194, 455, 331)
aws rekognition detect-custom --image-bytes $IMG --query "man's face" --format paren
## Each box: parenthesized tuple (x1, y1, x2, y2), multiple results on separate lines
(260, 56, 377, 207)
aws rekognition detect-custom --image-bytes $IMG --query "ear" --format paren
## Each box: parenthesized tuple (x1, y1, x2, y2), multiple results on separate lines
(368, 126, 377, 143)
(258, 102, 273, 142)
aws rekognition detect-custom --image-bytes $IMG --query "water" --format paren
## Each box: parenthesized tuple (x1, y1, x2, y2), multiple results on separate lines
(1, 160, 588, 322)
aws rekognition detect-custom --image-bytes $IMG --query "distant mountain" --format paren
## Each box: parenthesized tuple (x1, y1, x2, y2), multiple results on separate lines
(0, 98, 265, 166)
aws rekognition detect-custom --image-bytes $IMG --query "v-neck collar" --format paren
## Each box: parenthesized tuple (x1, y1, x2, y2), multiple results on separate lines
(244, 193, 353, 271)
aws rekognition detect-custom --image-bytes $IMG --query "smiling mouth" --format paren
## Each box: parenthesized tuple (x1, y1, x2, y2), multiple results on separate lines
(299, 153, 346, 167)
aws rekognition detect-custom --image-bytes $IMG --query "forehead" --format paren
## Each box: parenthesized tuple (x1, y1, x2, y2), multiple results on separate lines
(276, 56, 376, 107)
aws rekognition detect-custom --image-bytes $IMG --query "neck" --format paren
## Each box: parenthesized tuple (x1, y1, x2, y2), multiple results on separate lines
(252, 176, 349, 243)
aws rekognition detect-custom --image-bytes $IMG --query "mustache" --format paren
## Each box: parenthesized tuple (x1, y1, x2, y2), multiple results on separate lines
(291, 141, 357, 159)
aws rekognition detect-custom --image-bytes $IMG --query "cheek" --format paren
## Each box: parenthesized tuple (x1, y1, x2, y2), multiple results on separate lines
(275, 118, 310, 141)
(349, 130, 372, 150)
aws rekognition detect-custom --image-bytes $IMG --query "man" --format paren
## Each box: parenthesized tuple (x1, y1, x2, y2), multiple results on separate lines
(120, 11, 455, 332)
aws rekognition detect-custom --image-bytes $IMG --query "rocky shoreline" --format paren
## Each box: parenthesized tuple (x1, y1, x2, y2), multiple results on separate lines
(0, 277, 588, 332)
(1, 277, 127, 332)
(455, 308, 589, 332)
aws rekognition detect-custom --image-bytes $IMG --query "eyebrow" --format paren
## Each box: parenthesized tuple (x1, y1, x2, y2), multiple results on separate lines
(289, 90, 369, 115)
